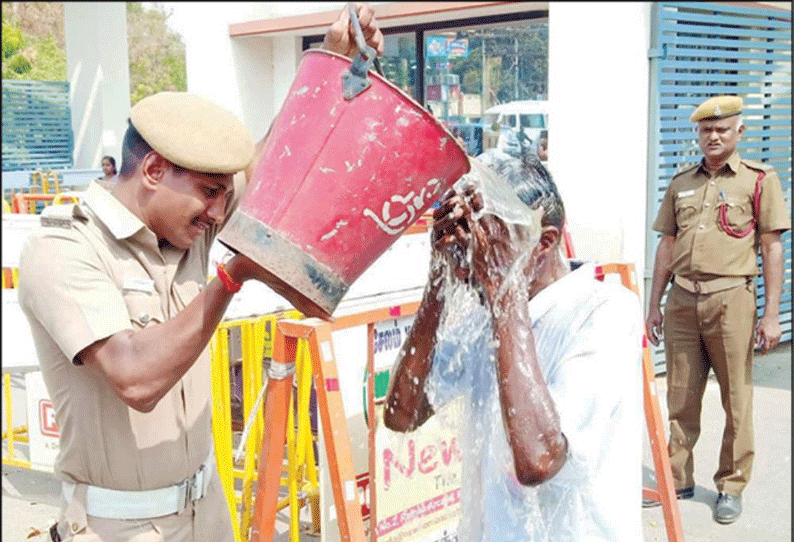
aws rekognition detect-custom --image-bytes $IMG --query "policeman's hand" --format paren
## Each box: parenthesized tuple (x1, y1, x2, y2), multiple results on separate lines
(755, 314, 782, 355)
(322, 3, 384, 59)
(645, 306, 664, 346)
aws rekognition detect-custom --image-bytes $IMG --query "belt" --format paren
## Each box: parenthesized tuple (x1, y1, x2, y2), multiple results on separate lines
(62, 453, 214, 520)
(673, 275, 749, 295)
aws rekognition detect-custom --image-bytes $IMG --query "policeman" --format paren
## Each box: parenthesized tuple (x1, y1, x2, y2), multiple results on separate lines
(17, 5, 383, 541)
(645, 95, 790, 524)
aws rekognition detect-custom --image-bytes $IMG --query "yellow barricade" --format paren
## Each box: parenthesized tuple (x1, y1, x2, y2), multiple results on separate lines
(210, 309, 313, 542)
(2, 373, 31, 469)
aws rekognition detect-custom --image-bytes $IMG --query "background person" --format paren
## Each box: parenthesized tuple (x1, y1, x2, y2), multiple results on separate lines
(18, 5, 383, 542)
(96, 155, 117, 189)
(384, 150, 643, 541)
(645, 95, 790, 524)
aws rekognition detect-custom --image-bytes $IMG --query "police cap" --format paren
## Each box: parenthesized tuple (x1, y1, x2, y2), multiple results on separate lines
(690, 95, 743, 123)
(130, 92, 255, 174)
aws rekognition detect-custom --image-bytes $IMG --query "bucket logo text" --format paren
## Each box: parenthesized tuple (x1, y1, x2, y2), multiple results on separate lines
(364, 179, 441, 235)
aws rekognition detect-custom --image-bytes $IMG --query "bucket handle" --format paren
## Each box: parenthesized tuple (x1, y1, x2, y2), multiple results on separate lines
(342, 3, 383, 100)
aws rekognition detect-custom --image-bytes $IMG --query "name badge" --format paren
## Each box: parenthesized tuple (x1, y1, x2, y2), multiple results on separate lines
(123, 277, 155, 293)
(677, 189, 695, 198)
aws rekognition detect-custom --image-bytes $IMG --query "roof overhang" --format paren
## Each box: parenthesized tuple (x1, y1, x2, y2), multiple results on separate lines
(229, 2, 549, 38)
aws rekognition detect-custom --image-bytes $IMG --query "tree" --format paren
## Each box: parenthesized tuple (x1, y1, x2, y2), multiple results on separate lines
(2, 3, 66, 81)
(1, 2, 186, 105)
(126, 2, 186, 105)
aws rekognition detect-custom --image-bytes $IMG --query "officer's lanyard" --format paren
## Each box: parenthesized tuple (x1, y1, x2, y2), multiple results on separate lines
(718, 170, 764, 238)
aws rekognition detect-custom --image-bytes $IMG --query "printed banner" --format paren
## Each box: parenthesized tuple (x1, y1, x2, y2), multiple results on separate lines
(25, 370, 59, 472)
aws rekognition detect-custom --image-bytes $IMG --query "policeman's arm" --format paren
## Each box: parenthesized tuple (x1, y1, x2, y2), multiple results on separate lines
(76, 254, 263, 413)
(757, 231, 784, 354)
(646, 235, 675, 346)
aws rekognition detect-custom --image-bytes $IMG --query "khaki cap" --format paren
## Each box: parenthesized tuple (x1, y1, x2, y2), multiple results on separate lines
(690, 95, 743, 122)
(130, 92, 255, 174)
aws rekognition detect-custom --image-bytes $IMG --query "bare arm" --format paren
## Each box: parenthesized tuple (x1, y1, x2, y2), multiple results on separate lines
(645, 234, 675, 346)
(383, 265, 444, 432)
(77, 254, 263, 413)
(489, 287, 568, 485)
(756, 231, 784, 354)
(467, 206, 567, 485)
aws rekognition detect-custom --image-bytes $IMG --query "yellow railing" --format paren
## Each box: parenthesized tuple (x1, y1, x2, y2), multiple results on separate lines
(2, 373, 31, 469)
(210, 309, 315, 542)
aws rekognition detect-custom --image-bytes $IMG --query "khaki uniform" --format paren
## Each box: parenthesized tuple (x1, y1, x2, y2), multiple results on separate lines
(19, 177, 245, 541)
(653, 151, 790, 496)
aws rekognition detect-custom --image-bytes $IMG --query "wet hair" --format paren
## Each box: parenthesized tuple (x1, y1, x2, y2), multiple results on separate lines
(118, 121, 153, 177)
(101, 155, 117, 175)
(475, 147, 565, 229)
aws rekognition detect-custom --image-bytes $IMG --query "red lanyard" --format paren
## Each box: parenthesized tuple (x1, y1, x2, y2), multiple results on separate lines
(718, 170, 764, 238)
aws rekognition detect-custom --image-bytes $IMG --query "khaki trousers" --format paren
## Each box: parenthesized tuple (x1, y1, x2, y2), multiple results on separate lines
(662, 280, 756, 497)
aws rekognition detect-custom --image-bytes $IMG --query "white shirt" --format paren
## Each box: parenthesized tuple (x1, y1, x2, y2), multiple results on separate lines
(427, 262, 643, 542)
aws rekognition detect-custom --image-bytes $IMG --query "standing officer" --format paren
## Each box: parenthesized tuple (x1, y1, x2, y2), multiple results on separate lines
(645, 95, 790, 524)
(18, 5, 383, 542)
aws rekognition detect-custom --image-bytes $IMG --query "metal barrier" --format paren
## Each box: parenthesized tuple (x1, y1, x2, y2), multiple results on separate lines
(2, 372, 31, 469)
(210, 310, 310, 542)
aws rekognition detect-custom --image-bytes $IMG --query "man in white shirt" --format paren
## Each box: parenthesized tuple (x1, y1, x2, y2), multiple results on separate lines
(384, 150, 643, 541)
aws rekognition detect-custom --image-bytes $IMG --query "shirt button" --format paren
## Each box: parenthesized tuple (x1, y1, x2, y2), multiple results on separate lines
(710, 181, 715, 185)
(704, 202, 710, 207)
(699, 224, 705, 229)
(71, 522, 80, 533)
(139, 312, 151, 324)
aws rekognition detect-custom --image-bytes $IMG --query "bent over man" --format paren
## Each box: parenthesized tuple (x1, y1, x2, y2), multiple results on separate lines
(18, 5, 383, 541)
(384, 149, 644, 541)
(645, 95, 790, 524)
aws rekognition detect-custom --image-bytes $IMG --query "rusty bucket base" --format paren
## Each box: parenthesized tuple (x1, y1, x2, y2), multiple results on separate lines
(217, 211, 349, 321)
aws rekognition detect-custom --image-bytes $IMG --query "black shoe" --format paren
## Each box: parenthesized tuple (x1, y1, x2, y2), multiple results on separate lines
(714, 492, 741, 524)
(642, 486, 694, 508)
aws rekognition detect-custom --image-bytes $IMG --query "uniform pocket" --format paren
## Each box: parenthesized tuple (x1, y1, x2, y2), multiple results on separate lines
(722, 198, 753, 232)
(123, 293, 164, 328)
(674, 199, 699, 230)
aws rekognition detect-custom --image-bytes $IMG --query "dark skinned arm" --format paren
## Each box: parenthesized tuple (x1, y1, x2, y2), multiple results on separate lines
(645, 235, 674, 346)
(468, 201, 567, 486)
(384, 185, 472, 432)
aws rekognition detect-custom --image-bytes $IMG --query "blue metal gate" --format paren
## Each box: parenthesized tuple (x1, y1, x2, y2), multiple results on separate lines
(2, 80, 74, 172)
(646, 2, 792, 370)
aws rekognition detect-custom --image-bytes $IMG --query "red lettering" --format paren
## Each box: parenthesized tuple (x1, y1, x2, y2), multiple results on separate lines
(440, 438, 462, 465)
(383, 438, 415, 490)
(418, 444, 438, 474)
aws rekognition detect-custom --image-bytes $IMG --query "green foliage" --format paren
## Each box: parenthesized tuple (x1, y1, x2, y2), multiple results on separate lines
(127, 2, 187, 105)
(1, 17, 65, 81)
(1, 2, 186, 104)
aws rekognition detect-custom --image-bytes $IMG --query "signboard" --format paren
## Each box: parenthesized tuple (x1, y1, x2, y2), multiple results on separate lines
(25, 370, 59, 472)
(426, 36, 449, 57)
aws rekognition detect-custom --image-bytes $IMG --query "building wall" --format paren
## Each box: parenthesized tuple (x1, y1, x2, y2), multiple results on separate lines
(548, 2, 651, 291)
(63, 2, 130, 170)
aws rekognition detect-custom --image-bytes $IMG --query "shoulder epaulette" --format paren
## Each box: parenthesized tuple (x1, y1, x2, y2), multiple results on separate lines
(40, 204, 75, 229)
(672, 162, 699, 179)
(740, 158, 773, 172)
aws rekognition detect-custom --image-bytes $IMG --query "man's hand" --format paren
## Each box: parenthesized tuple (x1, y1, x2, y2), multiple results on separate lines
(645, 306, 664, 346)
(756, 314, 782, 355)
(322, 3, 384, 58)
(431, 185, 479, 282)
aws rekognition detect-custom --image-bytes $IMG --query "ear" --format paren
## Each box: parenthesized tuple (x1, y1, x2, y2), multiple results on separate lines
(537, 225, 561, 253)
(140, 151, 167, 190)
(736, 122, 746, 139)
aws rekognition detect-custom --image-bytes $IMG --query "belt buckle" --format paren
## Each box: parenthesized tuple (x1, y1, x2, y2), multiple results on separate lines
(693, 280, 701, 294)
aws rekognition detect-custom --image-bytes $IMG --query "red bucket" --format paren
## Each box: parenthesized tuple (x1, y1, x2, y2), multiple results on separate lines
(218, 49, 470, 320)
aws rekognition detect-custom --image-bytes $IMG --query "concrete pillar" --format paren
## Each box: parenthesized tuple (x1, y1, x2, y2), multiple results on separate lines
(63, 2, 130, 170)
(548, 2, 651, 298)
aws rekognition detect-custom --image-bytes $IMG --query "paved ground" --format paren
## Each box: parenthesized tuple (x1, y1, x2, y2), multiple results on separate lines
(4, 343, 790, 541)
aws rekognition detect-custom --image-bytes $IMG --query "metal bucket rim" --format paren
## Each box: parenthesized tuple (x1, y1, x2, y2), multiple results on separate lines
(302, 48, 471, 174)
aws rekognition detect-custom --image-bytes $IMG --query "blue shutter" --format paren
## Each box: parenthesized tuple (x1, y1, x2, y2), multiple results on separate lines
(2, 80, 74, 172)
(647, 2, 792, 372)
